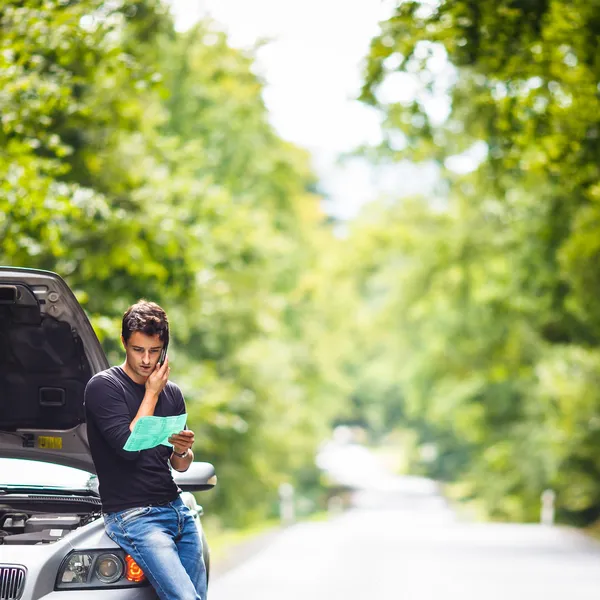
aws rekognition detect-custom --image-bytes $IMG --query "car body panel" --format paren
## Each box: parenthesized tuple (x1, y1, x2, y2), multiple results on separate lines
(0, 424, 96, 475)
(0, 267, 108, 472)
(30, 590, 154, 599)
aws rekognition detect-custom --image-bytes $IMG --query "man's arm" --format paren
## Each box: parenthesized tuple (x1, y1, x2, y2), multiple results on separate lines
(170, 441, 194, 472)
(168, 386, 195, 472)
(85, 376, 141, 460)
(129, 358, 170, 432)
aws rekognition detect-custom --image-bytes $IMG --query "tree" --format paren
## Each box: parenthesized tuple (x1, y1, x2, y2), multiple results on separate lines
(1, 2, 343, 527)
(348, 0, 600, 523)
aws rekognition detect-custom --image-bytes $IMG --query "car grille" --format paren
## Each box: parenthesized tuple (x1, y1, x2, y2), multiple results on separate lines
(0, 566, 26, 600)
(26, 494, 101, 505)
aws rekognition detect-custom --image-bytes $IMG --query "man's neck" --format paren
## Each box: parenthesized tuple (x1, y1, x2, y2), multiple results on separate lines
(121, 361, 148, 386)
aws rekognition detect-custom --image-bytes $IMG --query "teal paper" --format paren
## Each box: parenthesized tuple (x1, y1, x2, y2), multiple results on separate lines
(123, 414, 187, 452)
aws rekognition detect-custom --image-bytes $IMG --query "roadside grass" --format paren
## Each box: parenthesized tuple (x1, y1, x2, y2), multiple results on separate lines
(204, 510, 330, 563)
(305, 510, 329, 522)
(443, 481, 488, 522)
(585, 520, 600, 542)
(203, 517, 280, 562)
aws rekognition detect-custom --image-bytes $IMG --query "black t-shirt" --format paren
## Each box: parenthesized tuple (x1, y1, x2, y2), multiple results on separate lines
(84, 366, 186, 513)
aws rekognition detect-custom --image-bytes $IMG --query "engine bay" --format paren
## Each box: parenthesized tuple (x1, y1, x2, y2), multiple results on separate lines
(0, 509, 97, 545)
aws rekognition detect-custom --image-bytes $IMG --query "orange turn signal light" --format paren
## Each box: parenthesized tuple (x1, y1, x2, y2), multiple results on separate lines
(125, 554, 146, 582)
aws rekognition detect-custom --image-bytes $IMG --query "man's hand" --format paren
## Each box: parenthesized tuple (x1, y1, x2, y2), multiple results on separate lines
(146, 357, 170, 396)
(129, 358, 170, 433)
(169, 429, 194, 472)
(168, 429, 194, 455)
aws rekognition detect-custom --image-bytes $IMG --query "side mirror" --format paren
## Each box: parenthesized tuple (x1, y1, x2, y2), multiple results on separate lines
(172, 461, 217, 492)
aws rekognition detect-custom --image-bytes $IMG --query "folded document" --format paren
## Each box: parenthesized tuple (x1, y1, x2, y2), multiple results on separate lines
(123, 414, 187, 452)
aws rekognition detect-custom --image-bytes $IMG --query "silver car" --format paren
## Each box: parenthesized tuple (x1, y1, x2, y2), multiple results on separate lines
(0, 267, 217, 599)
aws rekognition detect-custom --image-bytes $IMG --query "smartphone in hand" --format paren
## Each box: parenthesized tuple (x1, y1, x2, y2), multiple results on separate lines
(158, 342, 168, 366)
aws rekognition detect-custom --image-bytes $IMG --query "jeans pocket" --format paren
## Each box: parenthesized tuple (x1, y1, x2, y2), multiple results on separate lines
(119, 506, 152, 524)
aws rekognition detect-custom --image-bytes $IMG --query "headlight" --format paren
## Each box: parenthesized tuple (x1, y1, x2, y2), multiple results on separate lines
(56, 550, 147, 590)
(96, 553, 123, 583)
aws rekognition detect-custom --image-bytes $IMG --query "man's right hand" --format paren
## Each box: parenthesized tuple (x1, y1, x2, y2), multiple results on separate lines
(145, 357, 170, 396)
(129, 359, 170, 432)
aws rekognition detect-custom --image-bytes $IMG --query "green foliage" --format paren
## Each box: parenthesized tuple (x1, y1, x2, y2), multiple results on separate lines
(11, 0, 600, 531)
(346, 0, 600, 524)
(1, 1, 343, 527)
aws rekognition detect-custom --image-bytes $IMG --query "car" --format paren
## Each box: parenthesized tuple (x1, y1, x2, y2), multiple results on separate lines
(0, 267, 217, 599)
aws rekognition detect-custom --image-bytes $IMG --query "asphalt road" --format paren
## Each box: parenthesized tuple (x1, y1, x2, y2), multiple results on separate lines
(208, 483, 600, 600)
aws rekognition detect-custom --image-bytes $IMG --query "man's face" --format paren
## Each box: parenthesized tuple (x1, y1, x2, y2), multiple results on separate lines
(122, 331, 164, 381)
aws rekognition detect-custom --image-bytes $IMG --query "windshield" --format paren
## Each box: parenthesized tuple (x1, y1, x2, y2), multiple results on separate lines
(0, 458, 97, 492)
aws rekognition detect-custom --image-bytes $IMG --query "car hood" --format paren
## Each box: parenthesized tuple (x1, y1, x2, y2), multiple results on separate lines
(0, 267, 109, 472)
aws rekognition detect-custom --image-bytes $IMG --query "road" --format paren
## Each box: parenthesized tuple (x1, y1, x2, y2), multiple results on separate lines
(208, 482, 600, 600)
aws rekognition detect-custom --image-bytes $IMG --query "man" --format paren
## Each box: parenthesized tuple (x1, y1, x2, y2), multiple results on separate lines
(84, 300, 206, 600)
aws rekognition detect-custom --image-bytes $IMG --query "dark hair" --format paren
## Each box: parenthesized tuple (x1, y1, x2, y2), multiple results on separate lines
(122, 300, 169, 345)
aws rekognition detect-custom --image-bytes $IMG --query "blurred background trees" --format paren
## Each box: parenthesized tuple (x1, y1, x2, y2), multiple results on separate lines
(350, 0, 600, 524)
(1, 0, 346, 527)
(3, 0, 600, 528)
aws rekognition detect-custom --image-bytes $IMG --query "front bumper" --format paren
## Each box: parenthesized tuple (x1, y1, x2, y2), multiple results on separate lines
(32, 588, 156, 600)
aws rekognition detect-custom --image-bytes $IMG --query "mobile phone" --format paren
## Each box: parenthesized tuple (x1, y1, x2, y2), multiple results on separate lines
(158, 342, 168, 366)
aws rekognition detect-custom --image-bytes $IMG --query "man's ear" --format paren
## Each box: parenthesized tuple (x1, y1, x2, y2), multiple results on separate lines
(121, 335, 127, 350)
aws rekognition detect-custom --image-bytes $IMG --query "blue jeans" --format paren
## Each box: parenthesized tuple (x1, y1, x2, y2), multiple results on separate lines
(104, 496, 207, 600)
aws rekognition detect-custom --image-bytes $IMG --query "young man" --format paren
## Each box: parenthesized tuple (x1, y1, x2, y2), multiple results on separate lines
(84, 300, 206, 600)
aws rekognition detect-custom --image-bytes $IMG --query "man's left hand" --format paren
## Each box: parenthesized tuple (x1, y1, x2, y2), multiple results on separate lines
(168, 429, 194, 455)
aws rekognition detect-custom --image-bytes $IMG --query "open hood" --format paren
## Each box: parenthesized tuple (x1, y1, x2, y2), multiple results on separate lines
(0, 267, 109, 472)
